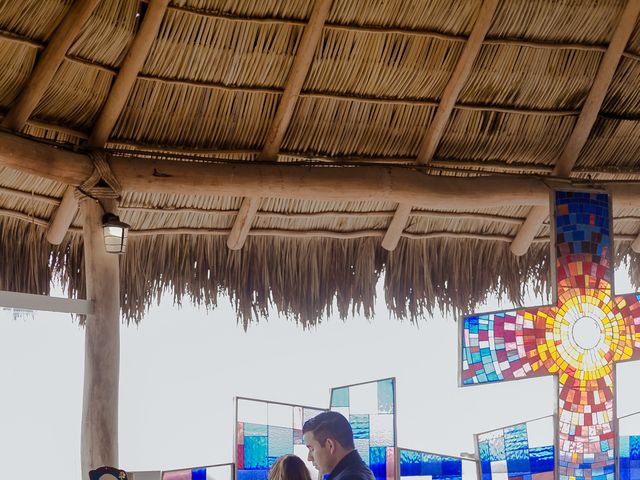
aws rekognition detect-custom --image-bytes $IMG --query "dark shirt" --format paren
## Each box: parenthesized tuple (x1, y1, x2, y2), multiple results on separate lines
(327, 450, 376, 480)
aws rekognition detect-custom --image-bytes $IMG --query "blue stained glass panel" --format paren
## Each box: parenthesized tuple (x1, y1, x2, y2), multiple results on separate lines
(377, 379, 394, 414)
(370, 447, 387, 480)
(268, 426, 293, 457)
(619, 436, 640, 480)
(489, 436, 506, 461)
(529, 446, 554, 473)
(332, 387, 350, 408)
(192, 469, 206, 480)
(244, 423, 268, 436)
(399, 449, 463, 480)
(244, 436, 268, 469)
(351, 415, 370, 439)
(237, 471, 268, 480)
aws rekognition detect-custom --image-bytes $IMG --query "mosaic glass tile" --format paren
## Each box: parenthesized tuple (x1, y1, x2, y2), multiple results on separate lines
(462, 191, 640, 480)
(236, 399, 325, 480)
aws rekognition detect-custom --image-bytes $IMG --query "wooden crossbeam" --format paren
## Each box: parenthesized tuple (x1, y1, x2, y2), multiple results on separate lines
(381, 0, 499, 251)
(0, 0, 100, 130)
(227, 0, 333, 250)
(0, 290, 92, 315)
(88, 0, 169, 147)
(8, 131, 640, 211)
(510, 0, 640, 256)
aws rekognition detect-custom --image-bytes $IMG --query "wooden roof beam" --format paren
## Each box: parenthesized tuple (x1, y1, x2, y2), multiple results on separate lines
(226, 0, 333, 250)
(381, 0, 499, 251)
(1, 0, 100, 130)
(8, 131, 640, 210)
(510, 0, 640, 256)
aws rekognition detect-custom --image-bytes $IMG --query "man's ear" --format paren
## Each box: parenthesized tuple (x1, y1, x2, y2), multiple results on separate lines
(326, 438, 336, 454)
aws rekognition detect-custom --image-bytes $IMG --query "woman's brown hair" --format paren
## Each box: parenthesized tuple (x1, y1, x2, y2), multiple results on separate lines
(268, 455, 312, 480)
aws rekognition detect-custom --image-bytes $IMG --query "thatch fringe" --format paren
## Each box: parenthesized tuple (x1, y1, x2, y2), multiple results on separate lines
(2, 224, 640, 326)
(384, 238, 551, 320)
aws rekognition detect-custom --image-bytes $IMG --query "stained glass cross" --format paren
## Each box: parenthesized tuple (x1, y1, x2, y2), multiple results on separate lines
(460, 190, 640, 480)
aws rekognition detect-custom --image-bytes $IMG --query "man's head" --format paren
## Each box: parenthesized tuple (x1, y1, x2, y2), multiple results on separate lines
(302, 411, 355, 475)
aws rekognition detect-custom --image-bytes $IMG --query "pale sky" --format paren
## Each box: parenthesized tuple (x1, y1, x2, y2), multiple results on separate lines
(2, 268, 640, 479)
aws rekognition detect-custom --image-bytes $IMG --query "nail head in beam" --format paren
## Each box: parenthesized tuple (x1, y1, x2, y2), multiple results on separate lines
(381, 203, 412, 251)
(1, 0, 101, 130)
(227, 196, 260, 250)
(46, 186, 79, 245)
(88, 0, 170, 147)
(510, 205, 548, 256)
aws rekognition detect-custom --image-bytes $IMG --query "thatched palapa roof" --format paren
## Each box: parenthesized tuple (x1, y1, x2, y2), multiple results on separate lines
(1, 0, 640, 326)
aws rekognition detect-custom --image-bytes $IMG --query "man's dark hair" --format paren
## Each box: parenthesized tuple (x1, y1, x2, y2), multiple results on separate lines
(302, 411, 355, 450)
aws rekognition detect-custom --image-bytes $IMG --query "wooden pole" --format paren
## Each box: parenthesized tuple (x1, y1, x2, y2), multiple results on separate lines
(46, 186, 79, 244)
(1, 0, 100, 130)
(227, 0, 333, 250)
(509, 0, 640, 256)
(80, 198, 120, 478)
(381, 0, 499, 251)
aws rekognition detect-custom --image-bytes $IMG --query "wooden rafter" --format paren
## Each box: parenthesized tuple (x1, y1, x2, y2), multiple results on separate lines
(510, 0, 640, 256)
(381, 0, 499, 251)
(0, 0, 100, 130)
(88, 0, 169, 147)
(226, 0, 333, 250)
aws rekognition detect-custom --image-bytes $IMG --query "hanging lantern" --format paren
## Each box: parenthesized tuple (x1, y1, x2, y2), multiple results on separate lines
(101, 213, 130, 254)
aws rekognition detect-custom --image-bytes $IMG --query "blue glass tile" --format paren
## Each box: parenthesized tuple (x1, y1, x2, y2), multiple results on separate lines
(377, 379, 394, 414)
(370, 446, 387, 480)
(331, 387, 350, 408)
(631, 436, 640, 459)
(192, 468, 206, 480)
(479, 441, 491, 462)
(268, 426, 293, 457)
(244, 436, 268, 469)
(529, 446, 554, 473)
(350, 415, 370, 439)
(399, 450, 421, 476)
(237, 470, 268, 480)
(489, 436, 506, 461)
(441, 457, 462, 476)
(245, 423, 268, 436)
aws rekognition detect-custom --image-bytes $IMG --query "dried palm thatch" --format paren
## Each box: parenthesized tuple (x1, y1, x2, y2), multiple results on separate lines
(1, 0, 640, 326)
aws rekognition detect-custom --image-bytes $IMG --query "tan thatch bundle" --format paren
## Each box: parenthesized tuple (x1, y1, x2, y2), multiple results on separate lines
(1, 0, 640, 326)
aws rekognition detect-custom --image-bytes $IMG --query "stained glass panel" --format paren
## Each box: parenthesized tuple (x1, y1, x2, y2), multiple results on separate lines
(398, 448, 475, 480)
(236, 398, 325, 480)
(461, 190, 640, 480)
(163, 463, 234, 480)
(330, 378, 396, 480)
(477, 417, 554, 480)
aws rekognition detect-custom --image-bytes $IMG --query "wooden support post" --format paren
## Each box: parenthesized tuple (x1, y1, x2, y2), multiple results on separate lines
(227, 0, 333, 250)
(510, 0, 640, 256)
(46, 186, 79, 244)
(80, 199, 120, 478)
(1, 0, 100, 130)
(381, 0, 499, 251)
(88, 0, 169, 147)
